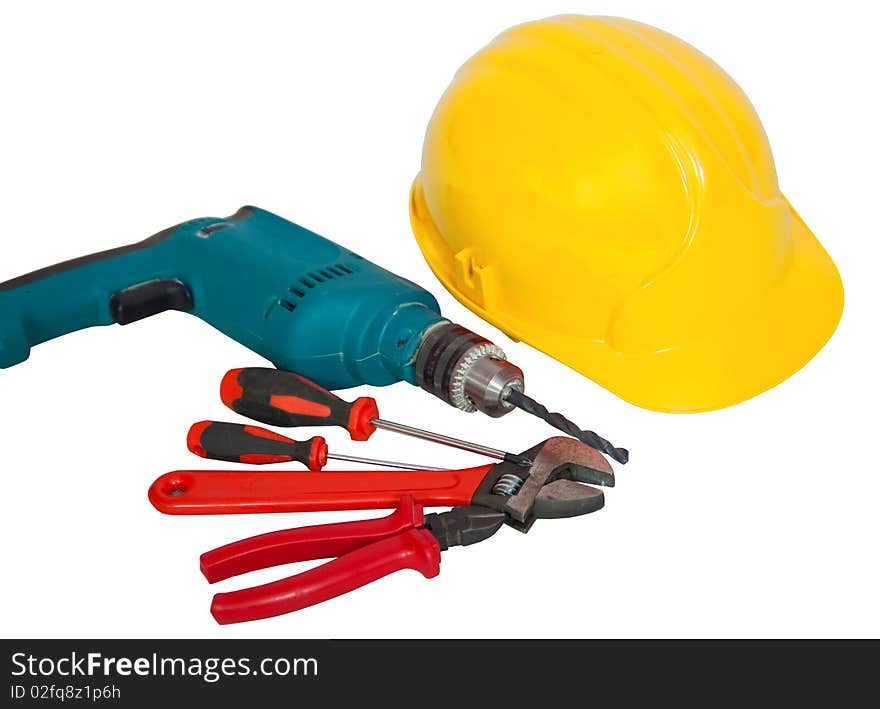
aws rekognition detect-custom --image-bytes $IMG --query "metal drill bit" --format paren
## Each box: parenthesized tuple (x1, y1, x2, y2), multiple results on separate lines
(503, 389, 629, 464)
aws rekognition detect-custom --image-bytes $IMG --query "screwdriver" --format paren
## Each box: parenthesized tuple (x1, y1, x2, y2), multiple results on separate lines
(187, 421, 446, 471)
(220, 368, 532, 467)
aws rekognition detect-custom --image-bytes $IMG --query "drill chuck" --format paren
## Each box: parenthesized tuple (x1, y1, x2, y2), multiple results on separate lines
(414, 323, 524, 417)
(414, 323, 628, 463)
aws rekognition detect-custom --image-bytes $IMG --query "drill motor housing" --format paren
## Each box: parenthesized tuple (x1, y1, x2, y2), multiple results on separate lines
(0, 206, 522, 414)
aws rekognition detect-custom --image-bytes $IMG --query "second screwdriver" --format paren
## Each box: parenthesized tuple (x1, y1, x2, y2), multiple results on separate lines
(187, 421, 445, 471)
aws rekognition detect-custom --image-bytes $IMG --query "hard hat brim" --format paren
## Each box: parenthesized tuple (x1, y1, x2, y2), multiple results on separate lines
(411, 179, 844, 413)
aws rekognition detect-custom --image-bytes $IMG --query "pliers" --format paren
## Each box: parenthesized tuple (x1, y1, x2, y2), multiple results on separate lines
(149, 437, 615, 624)
(200, 497, 504, 624)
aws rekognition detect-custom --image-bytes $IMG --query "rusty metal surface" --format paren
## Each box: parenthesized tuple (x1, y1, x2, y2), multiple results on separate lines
(503, 437, 613, 523)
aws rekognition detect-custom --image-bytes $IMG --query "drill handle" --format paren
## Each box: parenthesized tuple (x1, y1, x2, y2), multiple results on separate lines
(0, 221, 194, 368)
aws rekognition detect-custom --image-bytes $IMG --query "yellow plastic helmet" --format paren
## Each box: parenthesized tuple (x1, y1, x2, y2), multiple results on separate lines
(410, 15, 844, 413)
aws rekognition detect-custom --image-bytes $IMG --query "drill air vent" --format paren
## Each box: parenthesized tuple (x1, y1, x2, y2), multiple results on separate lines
(270, 262, 359, 317)
(294, 262, 357, 293)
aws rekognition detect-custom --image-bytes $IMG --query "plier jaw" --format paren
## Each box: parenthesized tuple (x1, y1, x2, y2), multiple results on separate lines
(423, 506, 506, 551)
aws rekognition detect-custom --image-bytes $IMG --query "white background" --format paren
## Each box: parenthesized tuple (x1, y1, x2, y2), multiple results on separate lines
(0, 1, 877, 639)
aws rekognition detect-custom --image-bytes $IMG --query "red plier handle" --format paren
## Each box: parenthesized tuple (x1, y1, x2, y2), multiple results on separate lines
(202, 497, 440, 624)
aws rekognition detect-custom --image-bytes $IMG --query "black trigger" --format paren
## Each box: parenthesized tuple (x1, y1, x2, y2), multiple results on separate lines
(110, 279, 194, 325)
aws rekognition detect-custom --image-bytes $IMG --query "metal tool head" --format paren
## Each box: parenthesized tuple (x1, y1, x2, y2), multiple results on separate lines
(471, 437, 615, 533)
(424, 506, 507, 551)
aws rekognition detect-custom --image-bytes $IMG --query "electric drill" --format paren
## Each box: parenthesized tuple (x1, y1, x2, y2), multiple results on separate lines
(0, 206, 626, 461)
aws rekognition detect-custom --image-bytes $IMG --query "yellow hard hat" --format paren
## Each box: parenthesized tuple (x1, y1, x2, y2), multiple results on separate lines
(410, 15, 844, 413)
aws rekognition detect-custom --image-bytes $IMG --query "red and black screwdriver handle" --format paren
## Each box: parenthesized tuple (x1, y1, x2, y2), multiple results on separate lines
(221, 367, 379, 441)
(187, 421, 328, 470)
(202, 496, 441, 624)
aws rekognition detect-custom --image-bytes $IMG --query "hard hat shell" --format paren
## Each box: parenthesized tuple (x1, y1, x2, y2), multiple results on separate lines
(410, 15, 844, 412)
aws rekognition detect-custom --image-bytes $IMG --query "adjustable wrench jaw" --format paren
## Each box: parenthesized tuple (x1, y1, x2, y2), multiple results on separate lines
(471, 437, 615, 533)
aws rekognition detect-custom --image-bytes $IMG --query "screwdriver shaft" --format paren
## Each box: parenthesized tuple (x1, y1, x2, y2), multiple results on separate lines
(372, 419, 531, 467)
(327, 452, 446, 471)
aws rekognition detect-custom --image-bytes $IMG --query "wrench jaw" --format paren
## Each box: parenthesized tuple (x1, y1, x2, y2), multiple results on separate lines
(467, 437, 616, 533)
(503, 476, 605, 532)
(532, 481, 604, 520)
(552, 461, 615, 488)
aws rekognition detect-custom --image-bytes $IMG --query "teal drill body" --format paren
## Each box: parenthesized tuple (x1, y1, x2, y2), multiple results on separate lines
(0, 206, 447, 389)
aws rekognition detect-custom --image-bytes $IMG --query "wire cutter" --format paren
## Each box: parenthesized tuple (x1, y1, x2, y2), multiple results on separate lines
(149, 437, 615, 624)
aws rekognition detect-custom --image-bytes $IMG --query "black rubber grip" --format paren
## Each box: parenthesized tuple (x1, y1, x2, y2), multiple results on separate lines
(220, 368, 379, 440)
(110, 279, 193, 325)
(187, 421, 327, 470)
